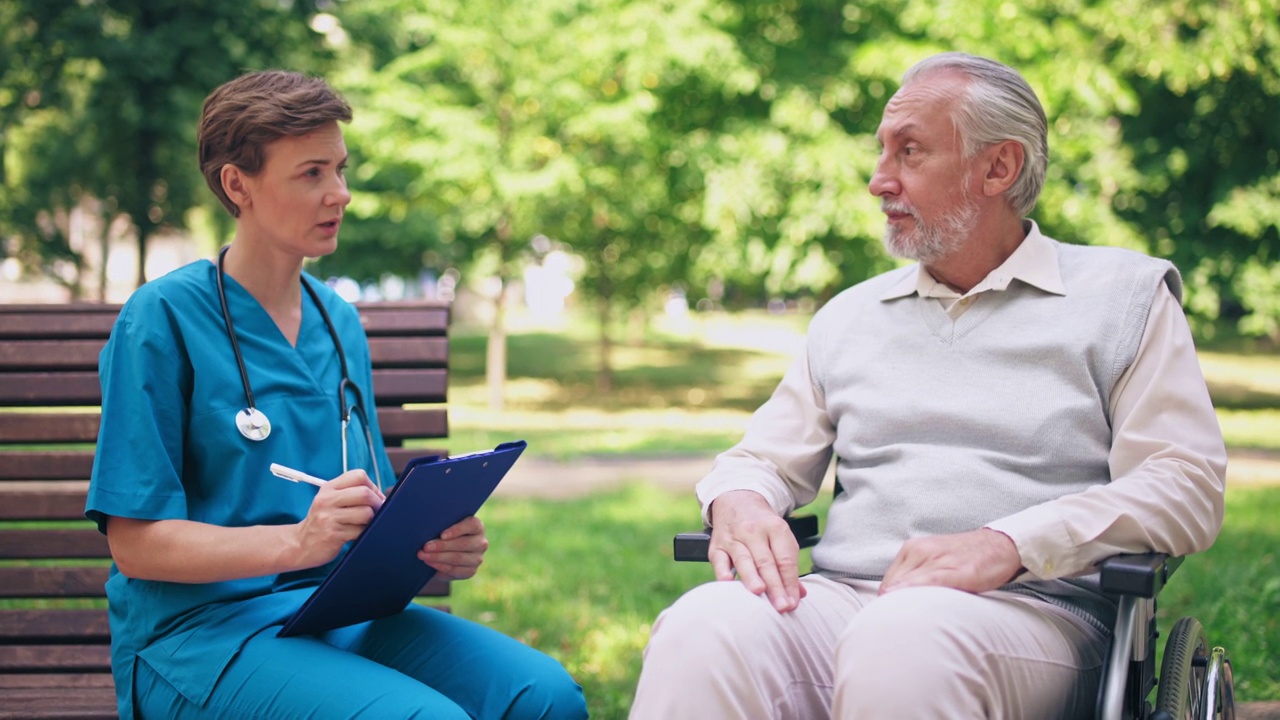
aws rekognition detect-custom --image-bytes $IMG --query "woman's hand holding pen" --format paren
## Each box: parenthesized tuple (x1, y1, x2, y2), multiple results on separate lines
(293, 469, 385, 568)
(418, 516, 488, 580)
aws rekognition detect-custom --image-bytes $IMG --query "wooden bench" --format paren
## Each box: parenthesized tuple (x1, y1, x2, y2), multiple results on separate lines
(0, 300, 451, 720)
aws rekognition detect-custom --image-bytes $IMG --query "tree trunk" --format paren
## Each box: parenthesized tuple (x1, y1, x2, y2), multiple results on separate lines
(596, 294, 613, 394)
(97, 224, 109, 303)
(486, 279, 508, 411)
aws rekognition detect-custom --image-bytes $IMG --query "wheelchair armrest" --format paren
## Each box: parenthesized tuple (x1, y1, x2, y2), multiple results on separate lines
(674, 514, 821, 562)
(1098, 553, 1183, 598)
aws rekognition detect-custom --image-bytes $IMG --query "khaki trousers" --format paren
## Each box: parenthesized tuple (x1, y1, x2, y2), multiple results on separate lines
(630, 575, 1106, 719)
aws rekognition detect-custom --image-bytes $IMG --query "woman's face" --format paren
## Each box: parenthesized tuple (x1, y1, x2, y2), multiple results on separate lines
(237, 121, 350, 259)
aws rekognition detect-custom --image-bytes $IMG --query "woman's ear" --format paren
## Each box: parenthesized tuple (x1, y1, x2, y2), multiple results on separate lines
(220, 164, 251, 213)
(981, 140, 1025, 198)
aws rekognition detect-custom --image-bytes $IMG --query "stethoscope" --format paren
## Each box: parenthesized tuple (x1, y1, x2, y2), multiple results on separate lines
(216, 246, 382, 490)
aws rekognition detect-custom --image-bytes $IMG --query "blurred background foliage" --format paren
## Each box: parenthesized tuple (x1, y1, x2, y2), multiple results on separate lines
(3, 0, 1279, 347)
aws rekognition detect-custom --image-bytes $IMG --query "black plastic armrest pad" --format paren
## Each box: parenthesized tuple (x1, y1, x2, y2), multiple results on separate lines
(673, 514, 821, 563)
(1098, 553, 1182, 598)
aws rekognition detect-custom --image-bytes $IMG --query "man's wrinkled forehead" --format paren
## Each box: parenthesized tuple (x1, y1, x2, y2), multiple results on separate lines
(876, 74, 965, 144)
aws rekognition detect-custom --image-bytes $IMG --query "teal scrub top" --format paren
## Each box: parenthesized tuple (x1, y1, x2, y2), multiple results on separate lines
(85, 260, 396, 719)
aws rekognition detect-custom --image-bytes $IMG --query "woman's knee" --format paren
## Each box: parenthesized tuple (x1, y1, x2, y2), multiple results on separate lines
(502, 652, 588, 720)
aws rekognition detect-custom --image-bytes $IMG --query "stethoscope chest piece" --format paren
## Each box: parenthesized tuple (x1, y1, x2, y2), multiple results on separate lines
(235, 407, 272, 441)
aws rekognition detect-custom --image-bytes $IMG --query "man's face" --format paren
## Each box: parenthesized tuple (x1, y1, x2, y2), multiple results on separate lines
(868, 72, 979, 264)
(238, 121, 350, 259)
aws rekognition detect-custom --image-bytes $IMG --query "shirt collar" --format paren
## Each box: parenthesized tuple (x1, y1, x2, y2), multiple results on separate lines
(880, 220, 1066, 301)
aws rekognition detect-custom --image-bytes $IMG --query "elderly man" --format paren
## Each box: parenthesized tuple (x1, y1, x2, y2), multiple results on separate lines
(630, 52, 1226, 719)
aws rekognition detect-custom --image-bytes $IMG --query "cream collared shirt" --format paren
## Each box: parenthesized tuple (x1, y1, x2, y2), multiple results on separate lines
(698, 225, 1228, 580)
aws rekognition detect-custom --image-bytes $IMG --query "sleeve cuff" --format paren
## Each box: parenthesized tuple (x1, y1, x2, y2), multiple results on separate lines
(986, 507, 1079, 580)
(696, 456, 798, 526)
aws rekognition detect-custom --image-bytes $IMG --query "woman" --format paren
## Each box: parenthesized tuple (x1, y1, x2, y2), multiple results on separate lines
(86, 70, 587, 719)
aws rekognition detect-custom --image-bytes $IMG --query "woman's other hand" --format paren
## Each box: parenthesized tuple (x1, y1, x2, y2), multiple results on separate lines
(417, 516, 488, 579)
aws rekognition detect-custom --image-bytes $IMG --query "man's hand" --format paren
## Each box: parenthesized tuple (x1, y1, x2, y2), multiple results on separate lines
(708, 490, 807, 613)
(880, 528, 1024, 595)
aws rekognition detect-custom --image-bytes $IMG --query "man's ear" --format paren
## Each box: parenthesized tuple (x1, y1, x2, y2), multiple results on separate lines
(981, 140, 1025, 198)
(220, 164, 251, 212)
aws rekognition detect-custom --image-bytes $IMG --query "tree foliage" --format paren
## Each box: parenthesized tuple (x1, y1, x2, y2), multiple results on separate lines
(1, 0, 333, 293)
(4, 0, 1280, 346)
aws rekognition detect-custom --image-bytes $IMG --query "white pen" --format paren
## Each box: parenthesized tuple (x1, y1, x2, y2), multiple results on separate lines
(269, 463, 328, 488)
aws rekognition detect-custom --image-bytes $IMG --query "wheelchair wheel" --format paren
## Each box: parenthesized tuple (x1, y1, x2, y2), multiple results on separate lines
(1154, 617, 1235, 719)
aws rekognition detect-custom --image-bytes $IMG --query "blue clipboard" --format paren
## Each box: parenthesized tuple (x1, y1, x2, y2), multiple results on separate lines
(278, 440, 526, 637)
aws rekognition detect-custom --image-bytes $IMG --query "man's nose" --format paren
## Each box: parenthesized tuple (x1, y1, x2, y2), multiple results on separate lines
(868, 158, 898, 198)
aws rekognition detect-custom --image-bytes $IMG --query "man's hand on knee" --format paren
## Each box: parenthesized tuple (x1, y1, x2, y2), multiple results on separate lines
(880, 528, 1025, 595)
(707, 490, 807, 613)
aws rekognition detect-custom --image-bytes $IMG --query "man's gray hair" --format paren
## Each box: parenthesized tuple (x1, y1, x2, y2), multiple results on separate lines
(902, 52, 1048, 217)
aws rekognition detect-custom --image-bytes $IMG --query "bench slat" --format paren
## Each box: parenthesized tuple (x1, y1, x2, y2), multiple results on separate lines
(0, 337, 447, 373)
(0, 673, 115, 689)
(0, 414, 100, 445)
(0, 567, 109, 598)
(377, 408, 448, 445)
(0, 308, 119, 341)
(0, 451, 95, 481)
(0, 645, 113, 673)
(0, 410, 444, 448)
(368, 337, 448, 367)
(0, 610, 111, 643)
(372, 368, 447, 405)
(356, 304, 449, 335)
(0, 367, 447, 406)
(0, 373, 100, 406)
(0, 448, 448, 481)
(0, 567, 448, 600)
(0, 688, 118, 720)
(0, 528, 109, 559)
(0, 482, 89, 520)
(0, 340, 106, 371)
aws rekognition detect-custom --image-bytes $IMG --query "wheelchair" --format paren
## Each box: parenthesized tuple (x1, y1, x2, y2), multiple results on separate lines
(675, 514, 1235, 719)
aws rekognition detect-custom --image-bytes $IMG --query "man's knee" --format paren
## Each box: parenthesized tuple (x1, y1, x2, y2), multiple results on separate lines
(836, 587, 979, 684)
(833, 587, 1100, 719)
(645, 581, 783, 663)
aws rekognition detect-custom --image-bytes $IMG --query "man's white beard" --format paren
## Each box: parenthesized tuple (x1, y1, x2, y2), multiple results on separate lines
(881, 196, 979, 265)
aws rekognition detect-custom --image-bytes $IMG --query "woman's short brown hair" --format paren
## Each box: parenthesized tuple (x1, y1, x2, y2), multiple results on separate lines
(197, 70, 353, 217)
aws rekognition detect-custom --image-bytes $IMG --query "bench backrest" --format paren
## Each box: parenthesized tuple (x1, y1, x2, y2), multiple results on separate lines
(0, 300, 451, 682)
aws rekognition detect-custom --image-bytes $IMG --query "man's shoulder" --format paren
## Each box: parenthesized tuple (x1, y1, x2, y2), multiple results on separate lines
(1051, 240, 1181, 299)
(1052, 239, 1164, 264)
(818, 265, 916, 313)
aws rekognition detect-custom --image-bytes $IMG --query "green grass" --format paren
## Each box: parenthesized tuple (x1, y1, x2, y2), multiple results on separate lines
(1156, 485, 1280, 700)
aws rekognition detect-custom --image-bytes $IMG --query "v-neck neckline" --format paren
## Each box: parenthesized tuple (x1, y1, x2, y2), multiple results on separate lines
(216, 265, 333, 397)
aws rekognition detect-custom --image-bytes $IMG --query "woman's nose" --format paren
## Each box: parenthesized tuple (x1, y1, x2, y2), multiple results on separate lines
(328, 178, 352, 207)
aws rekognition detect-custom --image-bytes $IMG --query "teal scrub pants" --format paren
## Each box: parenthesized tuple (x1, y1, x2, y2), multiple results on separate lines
(133, 604, 587, 719)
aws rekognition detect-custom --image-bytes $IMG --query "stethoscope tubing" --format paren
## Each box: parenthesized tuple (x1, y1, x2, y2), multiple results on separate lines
(215, 246, 380, 489)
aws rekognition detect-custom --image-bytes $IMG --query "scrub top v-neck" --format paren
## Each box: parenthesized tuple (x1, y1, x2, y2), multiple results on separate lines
(85, 260, 394, 717)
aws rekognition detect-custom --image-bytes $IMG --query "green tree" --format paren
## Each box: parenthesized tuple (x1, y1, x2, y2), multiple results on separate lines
(332, 0, 755, 401)
(1, 0, 334, 293)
